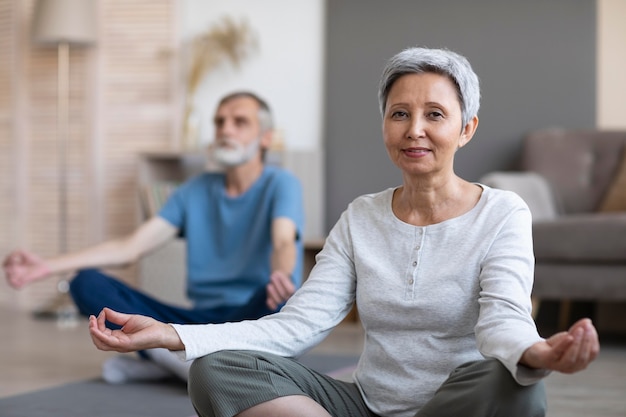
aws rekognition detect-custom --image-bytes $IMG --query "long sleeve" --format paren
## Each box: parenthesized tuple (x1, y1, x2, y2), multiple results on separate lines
(171, 209, 358, 361)
(473, 190, 550, 384)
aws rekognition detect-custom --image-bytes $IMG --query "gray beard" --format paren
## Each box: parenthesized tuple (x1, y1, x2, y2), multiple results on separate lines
(211, 137, 261, 168)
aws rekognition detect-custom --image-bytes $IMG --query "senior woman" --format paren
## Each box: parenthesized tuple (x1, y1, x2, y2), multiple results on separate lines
(90, 47, 599, 417)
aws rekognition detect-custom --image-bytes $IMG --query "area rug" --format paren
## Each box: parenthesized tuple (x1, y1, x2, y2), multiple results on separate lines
(0, 353, 359, 417)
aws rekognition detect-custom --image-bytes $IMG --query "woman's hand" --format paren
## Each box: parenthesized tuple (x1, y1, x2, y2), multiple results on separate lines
(520, 318, 600, 374)
(89, 307, 185, 353)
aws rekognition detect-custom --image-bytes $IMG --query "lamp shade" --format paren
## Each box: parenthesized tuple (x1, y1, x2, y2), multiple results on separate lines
(32, 0, 97, 45)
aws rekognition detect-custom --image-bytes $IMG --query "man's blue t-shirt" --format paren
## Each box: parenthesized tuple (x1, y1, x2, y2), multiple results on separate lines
(158, 165, 304, 309)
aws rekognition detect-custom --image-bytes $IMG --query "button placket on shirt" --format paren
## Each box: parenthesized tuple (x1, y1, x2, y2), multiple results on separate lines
(406, 228, 424, 298)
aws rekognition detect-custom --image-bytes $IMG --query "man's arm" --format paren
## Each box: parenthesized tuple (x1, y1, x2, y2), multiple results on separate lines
(3, 217, 178, 289)
(265, 217, 298, 310)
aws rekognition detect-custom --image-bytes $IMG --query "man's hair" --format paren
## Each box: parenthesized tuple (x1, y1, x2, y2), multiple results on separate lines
(378, 47, 480, 128)
(218, 91, 274, 133)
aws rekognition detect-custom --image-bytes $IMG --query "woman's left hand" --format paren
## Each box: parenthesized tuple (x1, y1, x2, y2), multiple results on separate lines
(520, 318, 600, 374)
(89, 307, 185, 353)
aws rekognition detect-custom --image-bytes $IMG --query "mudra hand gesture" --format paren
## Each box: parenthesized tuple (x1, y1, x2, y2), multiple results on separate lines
(89, 308, 184, 353)
(521, 318, 599, 374)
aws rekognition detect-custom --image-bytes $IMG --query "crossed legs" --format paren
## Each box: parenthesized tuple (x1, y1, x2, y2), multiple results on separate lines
(188, 350, 546, 417)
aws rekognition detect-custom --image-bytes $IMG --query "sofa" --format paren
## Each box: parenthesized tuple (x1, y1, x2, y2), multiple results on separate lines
(481, 128, 626, 329)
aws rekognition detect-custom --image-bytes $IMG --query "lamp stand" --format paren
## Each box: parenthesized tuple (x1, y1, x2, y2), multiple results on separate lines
(33, 42, 77, 325)
(30, 0, 96, 325)
(58, 42, 68, 259)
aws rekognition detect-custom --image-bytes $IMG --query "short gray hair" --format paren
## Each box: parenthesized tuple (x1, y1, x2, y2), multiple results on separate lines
(378, 47, 480, 128)
(218, 91, 274, 133)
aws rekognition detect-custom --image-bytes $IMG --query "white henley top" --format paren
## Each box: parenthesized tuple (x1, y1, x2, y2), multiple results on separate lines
(172, 185, 548, 417)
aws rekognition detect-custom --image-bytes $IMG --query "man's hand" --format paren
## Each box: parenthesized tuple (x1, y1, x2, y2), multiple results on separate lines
(520, 318, 600, 374)
(2, 249, 50, 289)
(89, 308, 184, 353)
(266, 270, 295, 311)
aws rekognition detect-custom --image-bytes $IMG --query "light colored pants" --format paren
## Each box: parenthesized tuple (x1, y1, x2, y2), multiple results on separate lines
(188, 350, 546, 417)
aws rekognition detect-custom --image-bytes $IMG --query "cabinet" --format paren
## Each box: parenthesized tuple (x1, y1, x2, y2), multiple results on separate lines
(137, 150, 209, 186)
(136, 150, 210, 219)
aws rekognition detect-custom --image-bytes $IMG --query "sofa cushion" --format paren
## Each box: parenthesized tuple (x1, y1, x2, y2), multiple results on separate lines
(533, 212, 626, 262)
(598, 148, 626, 212)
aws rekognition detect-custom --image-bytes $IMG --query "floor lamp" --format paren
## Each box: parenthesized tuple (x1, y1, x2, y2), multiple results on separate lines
(32, 0, 96, 318)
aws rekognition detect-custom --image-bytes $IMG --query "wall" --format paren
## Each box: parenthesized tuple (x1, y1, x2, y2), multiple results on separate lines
(597, 0, 626, 130)
(324, 0, 597, 230)
(180, 0, 327, 240)
(0, 0, 178, 310)
(180, 0, 325, 151)
(596, 0, 626, 333)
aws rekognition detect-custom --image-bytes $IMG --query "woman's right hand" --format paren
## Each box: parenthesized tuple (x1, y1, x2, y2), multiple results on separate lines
(2, 249, 50, 289)
(89, 308, 185, 353)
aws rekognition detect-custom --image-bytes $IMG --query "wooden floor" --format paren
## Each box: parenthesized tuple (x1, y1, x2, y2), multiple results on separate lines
(1, 306, 625, 416)
(0, 306, 364, 399)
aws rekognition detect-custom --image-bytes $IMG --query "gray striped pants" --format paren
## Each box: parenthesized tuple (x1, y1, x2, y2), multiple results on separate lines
(187, 350, 546, 417)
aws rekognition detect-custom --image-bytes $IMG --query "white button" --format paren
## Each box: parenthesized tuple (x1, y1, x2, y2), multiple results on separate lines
(408, 279, 414, 284)
(412, 261, 417, 266)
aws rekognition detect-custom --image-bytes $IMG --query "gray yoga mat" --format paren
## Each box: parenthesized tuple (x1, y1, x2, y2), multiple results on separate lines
(0, 353, 359, 417)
